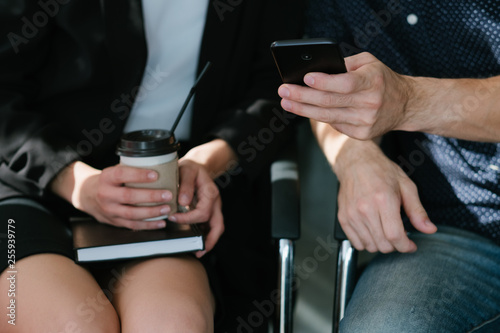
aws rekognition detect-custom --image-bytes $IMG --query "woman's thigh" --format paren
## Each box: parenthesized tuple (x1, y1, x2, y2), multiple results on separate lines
(0, 253, 119, 333)
(109, 255, 215, 333)
(341, 226, 500, 333)
(0, 198, 119, 332)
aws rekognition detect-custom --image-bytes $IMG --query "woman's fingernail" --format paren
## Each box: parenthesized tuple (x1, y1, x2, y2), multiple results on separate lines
(157, 221, 166, 228)
(180, 194, 189, 205)
(160, 207, 170, 215)
(168, 215, 177, 222)
(148, 171, 158, 180)
(161, 191, 172, 201)
(304, 74, 315, 86)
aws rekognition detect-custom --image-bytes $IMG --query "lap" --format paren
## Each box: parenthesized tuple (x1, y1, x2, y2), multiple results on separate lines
(0, 197, 75, 272)
(0, 198, 215, 332)
(109, 255, 215, 333)
(341, 226, 500, 333)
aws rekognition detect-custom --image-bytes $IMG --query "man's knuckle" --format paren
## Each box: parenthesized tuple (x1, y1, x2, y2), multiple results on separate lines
(356, 199, 372, 216)
(342, 77, 357, 93)
(385, 230, 402, 242)
(320, 93, 335, 107)
(373, 192, 389, 206)
(379, 244, 394, 254)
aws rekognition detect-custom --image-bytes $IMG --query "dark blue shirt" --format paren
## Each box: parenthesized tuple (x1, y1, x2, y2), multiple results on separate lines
(307, 1, 500, 244)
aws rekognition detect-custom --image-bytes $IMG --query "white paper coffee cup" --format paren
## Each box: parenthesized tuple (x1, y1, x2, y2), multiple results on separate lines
(117, 129, 181, 221)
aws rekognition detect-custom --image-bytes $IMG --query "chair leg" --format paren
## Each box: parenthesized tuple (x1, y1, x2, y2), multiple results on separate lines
(276, 238, 295, 333)
(333, 239, 358, 333)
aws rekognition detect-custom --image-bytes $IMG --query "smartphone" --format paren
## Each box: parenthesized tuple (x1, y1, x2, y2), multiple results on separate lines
(270, 38, 347, 85)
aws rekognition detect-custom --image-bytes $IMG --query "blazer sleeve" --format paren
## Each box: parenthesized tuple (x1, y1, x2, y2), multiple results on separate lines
(0, 2, 80, 198)
(204, 0, 305, 181)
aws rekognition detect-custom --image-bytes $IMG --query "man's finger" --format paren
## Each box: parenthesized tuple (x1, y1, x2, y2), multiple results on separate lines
(399, 178, 437, 234)
(379, 207, 416, 253)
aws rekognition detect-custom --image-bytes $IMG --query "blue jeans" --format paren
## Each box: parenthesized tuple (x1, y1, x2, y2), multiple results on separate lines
(340, 226, 500, 333)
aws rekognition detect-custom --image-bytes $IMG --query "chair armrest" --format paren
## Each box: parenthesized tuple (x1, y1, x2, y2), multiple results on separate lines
(333, 186, 348, 241)
(271, 143, 300, 240)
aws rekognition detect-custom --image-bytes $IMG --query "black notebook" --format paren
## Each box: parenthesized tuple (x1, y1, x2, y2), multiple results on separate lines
(71, 218, 204, 263)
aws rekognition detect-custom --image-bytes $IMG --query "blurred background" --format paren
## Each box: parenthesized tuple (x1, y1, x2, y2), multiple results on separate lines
(293, 121, 339, 333)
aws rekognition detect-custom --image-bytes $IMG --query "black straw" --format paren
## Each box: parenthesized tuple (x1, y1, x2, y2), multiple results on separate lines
(170, 61, 212, 134)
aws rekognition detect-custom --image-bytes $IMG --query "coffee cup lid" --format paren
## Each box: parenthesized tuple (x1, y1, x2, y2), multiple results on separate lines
(116, 129, 181, 157)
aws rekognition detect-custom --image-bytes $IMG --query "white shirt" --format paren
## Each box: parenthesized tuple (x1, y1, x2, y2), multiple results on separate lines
(124, 0, 208, 141)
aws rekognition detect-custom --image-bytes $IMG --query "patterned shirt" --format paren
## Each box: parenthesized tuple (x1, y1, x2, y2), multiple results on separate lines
(306, 0, 500, 244)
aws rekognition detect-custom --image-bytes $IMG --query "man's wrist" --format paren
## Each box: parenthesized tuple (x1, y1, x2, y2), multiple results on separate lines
(396, 75, 423, 133)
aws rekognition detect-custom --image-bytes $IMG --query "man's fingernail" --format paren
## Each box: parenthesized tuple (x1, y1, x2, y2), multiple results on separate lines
(281, 99, 292, 110)
(425, 219, 435, 227)
(278, 86, 290, 97)
(304, 74, 315, 86)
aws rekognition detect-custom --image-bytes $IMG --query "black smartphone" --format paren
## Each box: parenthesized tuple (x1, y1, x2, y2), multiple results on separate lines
(270, 38, 347, 85)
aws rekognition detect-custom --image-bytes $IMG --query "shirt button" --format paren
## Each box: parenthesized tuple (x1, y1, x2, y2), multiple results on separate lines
(488, 164, 499, 171)
(407, 13, 418, 25)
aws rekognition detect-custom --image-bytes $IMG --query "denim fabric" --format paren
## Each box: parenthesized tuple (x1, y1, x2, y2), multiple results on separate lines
(341, 226, 500, 333)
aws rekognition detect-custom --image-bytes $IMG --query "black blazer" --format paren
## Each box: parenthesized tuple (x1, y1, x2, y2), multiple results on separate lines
(0, 0, 304, 201)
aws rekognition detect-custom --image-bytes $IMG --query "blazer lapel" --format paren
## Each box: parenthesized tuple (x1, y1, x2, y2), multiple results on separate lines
(193, 1, 245, 141)
(100, 0, 148, 103)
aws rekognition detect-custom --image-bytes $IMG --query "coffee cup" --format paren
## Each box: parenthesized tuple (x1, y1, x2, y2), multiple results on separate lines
(116, 129, 181, 221)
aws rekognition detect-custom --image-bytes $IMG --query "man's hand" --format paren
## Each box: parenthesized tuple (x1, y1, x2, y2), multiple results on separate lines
(278, 52, 414, 140)
(334, 139, 437, 253)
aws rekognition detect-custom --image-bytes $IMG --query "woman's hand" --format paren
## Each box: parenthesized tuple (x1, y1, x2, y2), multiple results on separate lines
(51, 139, 233, 257)
(51, 161, 175, 230)
(168, 159, 224, 258)
(168, 139, 235, 257)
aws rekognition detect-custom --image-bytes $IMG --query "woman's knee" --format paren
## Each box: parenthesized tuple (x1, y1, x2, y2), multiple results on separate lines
(0, 254, 121, 333)
(114, 256, 215, 333)
(141, 298, 213, 333)
(42, 299, 120, 333)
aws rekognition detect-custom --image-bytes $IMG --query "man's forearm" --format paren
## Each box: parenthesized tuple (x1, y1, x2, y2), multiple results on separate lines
(402, 75, 500, 141)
